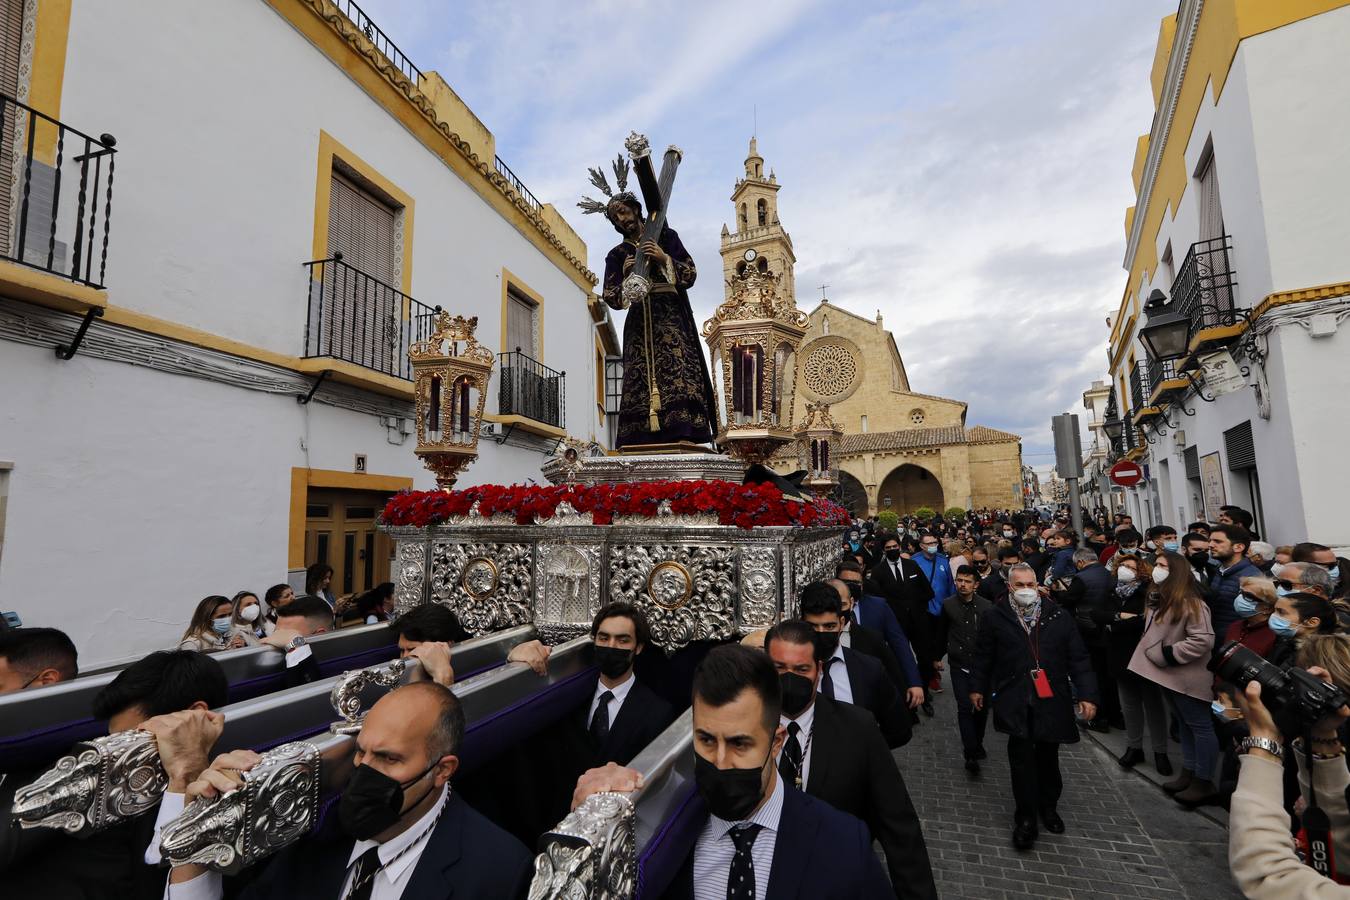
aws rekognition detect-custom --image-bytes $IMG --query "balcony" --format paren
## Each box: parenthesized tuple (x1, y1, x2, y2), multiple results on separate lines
(303, 255, 437, 382)
(1172, 235, 1239, 348)
(498, 349, 565, 431)
(1129, 362, 1157, 424)
(333, 0, 422, 85)
(0, 93, 116, 289)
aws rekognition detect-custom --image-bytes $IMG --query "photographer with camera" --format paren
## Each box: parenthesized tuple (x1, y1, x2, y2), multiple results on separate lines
(1227, 634, 1350, 898)
(1127, 550, 1219, 808)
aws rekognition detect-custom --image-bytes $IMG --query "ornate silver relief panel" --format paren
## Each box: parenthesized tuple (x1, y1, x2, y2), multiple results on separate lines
(738, 545, 780, 631)
(429, 539, 533, 634)
(528, 791, 636, 900)
(535, 542, 603, 644)
(392, 533, 428, 616)
(12, 729, 167, 834)
(610, 544, 737, 650)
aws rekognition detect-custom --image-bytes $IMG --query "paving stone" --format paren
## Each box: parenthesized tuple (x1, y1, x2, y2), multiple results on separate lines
(891, 668, 1242, 899)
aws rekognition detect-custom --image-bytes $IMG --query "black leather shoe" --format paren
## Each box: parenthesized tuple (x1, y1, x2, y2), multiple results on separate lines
(1012, 819, 1037, 850)
(1039, 808, 1065, 834)
(965, 759, 980, 775)
(1155, 753, 1174, 776)
(921, 702, 934, 717)
(1118, 748, 1145, 769)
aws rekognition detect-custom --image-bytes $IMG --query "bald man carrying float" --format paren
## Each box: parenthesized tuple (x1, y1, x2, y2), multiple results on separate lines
(167, 682, 533, 900)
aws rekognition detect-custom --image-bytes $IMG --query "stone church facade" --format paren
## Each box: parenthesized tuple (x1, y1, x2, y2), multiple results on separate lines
(719, 140, 1023, 515)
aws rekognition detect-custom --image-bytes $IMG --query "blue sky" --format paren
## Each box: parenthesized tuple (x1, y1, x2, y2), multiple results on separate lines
(361, 0, 1178, 463)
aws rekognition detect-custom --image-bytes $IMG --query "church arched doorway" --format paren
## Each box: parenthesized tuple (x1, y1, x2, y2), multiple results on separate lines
(837, 470, 868, 518)
(877, 463, 943, 515)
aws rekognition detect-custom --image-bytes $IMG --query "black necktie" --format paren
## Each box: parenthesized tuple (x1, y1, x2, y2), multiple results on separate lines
(821, 657, 837, 700)
(347, 845, 382, 900)
(590, 690, 613, 743)
(778, 720, 802, 786)
(727, 823, 763, 900)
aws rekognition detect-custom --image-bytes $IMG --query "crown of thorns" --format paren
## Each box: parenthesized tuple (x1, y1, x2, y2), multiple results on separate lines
(577, 155, 638, 216)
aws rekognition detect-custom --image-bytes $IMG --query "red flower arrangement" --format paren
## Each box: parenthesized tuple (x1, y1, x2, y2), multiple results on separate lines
(381, 480, 849, 530)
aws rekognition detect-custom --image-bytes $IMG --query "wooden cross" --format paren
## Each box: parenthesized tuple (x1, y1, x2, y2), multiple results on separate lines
(620, 132, 683, 308)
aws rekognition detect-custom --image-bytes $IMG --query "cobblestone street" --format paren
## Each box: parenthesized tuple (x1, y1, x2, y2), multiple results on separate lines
(893, 669, 1241, 900)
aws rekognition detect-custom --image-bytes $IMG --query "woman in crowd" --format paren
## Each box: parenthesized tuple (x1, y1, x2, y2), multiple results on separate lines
(261, 583, 293, 633)
(1229, 633, 1350, 898)
(228, 590, 267, 645)
(1107, 552, 1171, 775)
(354, 582, 397, 624)
(305, 563, 337, 612)
(178, 595, 237, 653)
(1267, 591, 1339, 667)
(1128, 549, 1218, 807)
(946, 539, 970, 572)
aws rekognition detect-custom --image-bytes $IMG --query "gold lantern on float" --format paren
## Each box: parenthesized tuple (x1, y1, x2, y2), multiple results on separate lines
(410, 311, 495, 490)
(702, 264, 808, 464)
(797, 401, 843, 492)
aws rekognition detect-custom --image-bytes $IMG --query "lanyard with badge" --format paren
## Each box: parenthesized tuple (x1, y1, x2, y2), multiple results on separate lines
(783, 724, 814, 790)
(1016, 608, 1054, 699)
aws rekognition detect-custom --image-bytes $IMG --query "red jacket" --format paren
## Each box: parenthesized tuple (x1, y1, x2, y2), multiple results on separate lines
(1223, 616, 1277, 659)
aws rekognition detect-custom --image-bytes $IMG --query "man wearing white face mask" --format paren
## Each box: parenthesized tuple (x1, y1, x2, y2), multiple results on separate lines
(968, 563, 1099, 851)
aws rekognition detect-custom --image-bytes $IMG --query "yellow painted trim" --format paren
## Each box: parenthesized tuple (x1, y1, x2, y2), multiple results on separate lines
(1187, 321, 1247, 352)
(313, 130, 415, 295)
(0, 259, 106, 314)
(262, 0, 595, 293)
(287, 467, 414, 569)
(1108, 312, 1137, 376)
(29, 0, 71, 163)
(499, 266, 544, 357)
(483, 413, 566, 440)
(1148, 377, 1191, 407)
(1114, 0, 1349, 338)
(1131, 406, 1161, 425)
(1249, 279, 1350, 320)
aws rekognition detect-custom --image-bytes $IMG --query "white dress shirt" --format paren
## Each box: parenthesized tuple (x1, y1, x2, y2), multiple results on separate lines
(775, 701, 817, 789)
(692, 768, 784, 900)
(822, 644, 854, 704)
(839, 619, 853, 649)
(586, 670, 635, 726)
(145, 790, 185, 865)
(169, 785, 449, 900)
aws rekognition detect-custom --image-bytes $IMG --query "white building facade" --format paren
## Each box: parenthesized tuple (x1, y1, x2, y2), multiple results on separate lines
(0, 0, 616, 666)
(1102, 1, 1350, 544)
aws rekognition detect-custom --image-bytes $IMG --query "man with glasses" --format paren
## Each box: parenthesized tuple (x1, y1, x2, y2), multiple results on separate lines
(1292, 542, 1347, 598)
(1276, 563, 1334, 601)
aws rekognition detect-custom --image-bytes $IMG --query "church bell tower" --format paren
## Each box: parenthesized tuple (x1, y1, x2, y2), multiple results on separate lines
(721, 137, 796, 302)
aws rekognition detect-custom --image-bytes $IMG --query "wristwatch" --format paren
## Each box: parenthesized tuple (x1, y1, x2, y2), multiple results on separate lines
(1238, 736, 1284, 758)
(285, 635, 307, 653)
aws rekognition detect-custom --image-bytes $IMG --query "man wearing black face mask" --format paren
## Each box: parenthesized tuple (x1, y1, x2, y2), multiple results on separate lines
(801, 580, 911, 748)
(575, 644, 890, 898)
(574, 602, 674, 769)
(766, 622, 937, 899)
(866, 532, 936, 713)
(168, 681, 532, 899)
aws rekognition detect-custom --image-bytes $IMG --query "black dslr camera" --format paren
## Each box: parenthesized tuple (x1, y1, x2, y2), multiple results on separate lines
(1209, 640, 1350, 734)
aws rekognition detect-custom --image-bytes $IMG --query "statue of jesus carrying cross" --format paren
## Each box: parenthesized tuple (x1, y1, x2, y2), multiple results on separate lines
(579, 133, 717, 452)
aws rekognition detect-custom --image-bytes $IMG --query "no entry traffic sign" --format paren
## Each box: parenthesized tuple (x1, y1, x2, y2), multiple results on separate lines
(1109, 459, 1144, 487)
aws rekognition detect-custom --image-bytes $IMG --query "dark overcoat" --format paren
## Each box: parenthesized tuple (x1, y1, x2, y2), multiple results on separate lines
(968, 598, 1099, 744)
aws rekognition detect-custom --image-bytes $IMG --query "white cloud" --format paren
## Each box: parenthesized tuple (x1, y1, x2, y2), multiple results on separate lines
(360, 0, 1176, 457)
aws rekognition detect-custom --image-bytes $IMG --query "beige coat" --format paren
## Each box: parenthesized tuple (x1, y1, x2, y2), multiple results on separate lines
(1126, 605, 1215, 700)
(1230, 753, 1350, 898)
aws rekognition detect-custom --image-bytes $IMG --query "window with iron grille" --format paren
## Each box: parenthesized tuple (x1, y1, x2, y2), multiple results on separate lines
(604, 357, 624, 415)
(322, 168, 401, 373)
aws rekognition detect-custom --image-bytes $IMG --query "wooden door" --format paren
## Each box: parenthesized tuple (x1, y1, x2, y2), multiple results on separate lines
(304, 488, 395, 602)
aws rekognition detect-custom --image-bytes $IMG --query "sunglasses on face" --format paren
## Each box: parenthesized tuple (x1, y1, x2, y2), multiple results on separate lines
(1275, 579, 1298, 591)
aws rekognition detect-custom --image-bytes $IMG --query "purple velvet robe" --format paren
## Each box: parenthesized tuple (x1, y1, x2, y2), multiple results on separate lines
(602, 226, 717, 449)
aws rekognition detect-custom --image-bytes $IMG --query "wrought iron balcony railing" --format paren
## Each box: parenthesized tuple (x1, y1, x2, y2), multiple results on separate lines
(0, 93, 116, 288)
(499, 349, 565, 428)
(1147, 356, 1179, 397)
(1123, 411, 1137, 450)
(495, 157, 543, 216)
(333, 0, 422, 84)
(303, 255, 437, 381)
(1129, 362, 1151, 411)
(1172, 235, 1238, 340)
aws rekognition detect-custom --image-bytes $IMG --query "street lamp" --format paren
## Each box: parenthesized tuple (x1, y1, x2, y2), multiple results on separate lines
(1138, 288, 1191, 361)
(410, 311, 495, 490)
(1101, 413, 1124, 443)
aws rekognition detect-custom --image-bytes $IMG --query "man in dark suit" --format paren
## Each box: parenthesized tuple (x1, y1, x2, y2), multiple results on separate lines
(834, 560, 923, 699)
(800, 581, 911, 748)
(765, 621, 937, 899)
(1055, 548, 1121, 732)
(168, 681, 533, 899)
(977, 546, 1020, 603)
(566, 602, 676, 773)
(866, 532, 936, 715)
(5, 650, 229, 898)
(572, 644, 890, 898)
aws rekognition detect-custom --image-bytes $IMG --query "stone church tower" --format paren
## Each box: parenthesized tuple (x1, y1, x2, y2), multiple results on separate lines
(720, 138, 1025, 515)
(720, 137, 796, 303)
